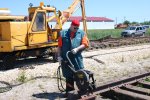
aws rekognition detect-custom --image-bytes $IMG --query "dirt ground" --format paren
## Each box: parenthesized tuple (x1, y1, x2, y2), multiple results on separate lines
(1, 43, 150, 100)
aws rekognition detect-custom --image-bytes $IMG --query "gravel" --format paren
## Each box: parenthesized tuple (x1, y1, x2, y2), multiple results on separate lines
(1, 43, 150, 100)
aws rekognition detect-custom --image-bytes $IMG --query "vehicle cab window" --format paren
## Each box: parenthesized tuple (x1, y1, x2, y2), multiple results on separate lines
(139, 27, 142, 30)
(32, 12, 46, 32)
(136, 27, 140, 31)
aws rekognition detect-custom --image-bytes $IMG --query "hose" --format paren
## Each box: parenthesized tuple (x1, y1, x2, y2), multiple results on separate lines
(57, 65, 66, 92)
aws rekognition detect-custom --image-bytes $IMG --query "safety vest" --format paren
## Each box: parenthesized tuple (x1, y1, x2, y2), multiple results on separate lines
(60, 29, 85, 70)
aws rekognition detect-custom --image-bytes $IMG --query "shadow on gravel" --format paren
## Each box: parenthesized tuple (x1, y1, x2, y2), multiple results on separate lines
(32, 92, 64, 100)
(0, 81, 12, 93)
(0, 57, 57, 71)
(0, 76, 60, 94)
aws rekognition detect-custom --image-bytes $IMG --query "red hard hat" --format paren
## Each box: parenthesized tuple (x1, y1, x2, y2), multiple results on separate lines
(71, 19, 80, 27)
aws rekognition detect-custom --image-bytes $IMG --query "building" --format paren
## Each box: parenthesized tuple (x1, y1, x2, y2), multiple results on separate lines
(23, 15, 115, 29)
(48, 16, 114, 29)
(65, 16, 114, 29)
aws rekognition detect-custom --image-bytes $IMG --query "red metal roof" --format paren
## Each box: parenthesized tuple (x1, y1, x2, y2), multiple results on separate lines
(68, 16, 114, 22)
(24, 16, 114, 22)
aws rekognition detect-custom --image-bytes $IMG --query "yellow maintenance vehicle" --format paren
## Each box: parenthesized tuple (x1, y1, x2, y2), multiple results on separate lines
(0, 0, 87, 69)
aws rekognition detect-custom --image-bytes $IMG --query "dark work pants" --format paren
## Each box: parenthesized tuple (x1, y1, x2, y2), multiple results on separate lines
(61, 61, 75, 92)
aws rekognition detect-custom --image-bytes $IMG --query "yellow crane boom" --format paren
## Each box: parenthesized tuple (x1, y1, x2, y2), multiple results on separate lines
(59, 0, 87, 34)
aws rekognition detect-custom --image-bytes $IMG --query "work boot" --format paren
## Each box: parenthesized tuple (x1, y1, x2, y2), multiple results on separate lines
(64, 79, 75, 98)
(66, 83, 74, 91)
(66, 80, 74, 90)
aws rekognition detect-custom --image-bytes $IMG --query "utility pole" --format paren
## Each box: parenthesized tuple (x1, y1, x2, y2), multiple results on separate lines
(124, 16, 126, 22)
(115, 17, 117, 25)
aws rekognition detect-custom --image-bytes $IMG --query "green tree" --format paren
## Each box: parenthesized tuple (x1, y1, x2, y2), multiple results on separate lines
(140, 21, 150, 25)
(131, 21, 139, 25)
(123, 20, 130, 25)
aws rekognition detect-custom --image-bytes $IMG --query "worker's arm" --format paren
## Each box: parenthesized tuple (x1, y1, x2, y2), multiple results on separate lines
(81, 35, 89, 48)
(72, 34, 89, 54)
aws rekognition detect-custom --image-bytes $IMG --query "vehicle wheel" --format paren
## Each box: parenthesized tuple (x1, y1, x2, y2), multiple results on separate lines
(131, 33, 135, 37)
(36, 55, 44, 59)
(1, 54, 16, 70)
(141, 33, 145, 37)
(121, 35, 125, 38)
(36, 50, 50, 59)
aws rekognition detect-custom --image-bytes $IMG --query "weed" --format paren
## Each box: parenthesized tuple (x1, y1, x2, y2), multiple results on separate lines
(145, 77, 150, 82)
(17, 71, 27, 83)
(38, 84, 44, 90)
(136, 84, 143, 88)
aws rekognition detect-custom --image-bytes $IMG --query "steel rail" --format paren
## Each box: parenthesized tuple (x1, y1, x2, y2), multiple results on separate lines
(79, 72, 150, 100)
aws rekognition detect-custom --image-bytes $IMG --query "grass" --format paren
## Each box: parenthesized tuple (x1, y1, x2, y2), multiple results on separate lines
(145, 77, 150, 82)
(87, 29, 122, 40)
(136, 84, 143, 88)
(146, 28, 150, 35)
(17, 70, 27, 83)
(87, 28, 150, 40)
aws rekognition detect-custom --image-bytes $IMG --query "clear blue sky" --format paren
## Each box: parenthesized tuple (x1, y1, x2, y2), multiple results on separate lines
(1, 0, 149, 23)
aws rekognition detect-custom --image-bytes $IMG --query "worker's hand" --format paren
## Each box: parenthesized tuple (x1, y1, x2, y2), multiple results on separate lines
(71, 48, 78, 54)
(57, 56, 63, 63)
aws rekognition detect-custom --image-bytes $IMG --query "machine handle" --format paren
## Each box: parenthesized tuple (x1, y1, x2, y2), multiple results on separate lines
(66, 51, 74, 68)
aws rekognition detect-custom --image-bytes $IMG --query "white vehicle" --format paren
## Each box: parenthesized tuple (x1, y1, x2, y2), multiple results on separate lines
(121, 26, 146, 37)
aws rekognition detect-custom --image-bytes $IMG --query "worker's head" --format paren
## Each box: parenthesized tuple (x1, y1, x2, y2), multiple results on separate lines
(70, 19, 80, 32)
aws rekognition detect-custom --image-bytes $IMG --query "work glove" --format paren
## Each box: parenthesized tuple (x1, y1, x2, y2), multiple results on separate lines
(71, 48, 78, 54)
(57, 56, 63, 63)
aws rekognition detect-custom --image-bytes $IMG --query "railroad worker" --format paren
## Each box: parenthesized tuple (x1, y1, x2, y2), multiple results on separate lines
(57, 19, 89, 95)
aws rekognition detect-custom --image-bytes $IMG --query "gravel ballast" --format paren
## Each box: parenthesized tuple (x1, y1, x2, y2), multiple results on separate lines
(1, 44, 150, 99)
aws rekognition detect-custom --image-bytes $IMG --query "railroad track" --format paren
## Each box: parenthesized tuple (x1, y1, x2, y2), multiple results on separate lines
(77, 72, 150, 100)
(88, 36, 150, 50)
